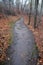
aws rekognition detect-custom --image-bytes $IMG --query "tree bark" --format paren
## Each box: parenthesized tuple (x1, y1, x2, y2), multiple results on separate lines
(28, 0, 32, 25)
(37, 0, 43, 28)
(34, 0, 39, 28)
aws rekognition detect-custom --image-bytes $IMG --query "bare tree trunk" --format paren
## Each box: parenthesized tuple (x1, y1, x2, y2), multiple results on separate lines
(28, 0, 32, 25)
(21, 0, 23, 13)
(34, 0, 39, 28)
(37, 0, 43, 28)
(16, 0, 20, 13)
(9, 0, 11, 14)
(23, 0, 27, 14)
(24, 0, 27, 7)
(2, 0, 8, 19)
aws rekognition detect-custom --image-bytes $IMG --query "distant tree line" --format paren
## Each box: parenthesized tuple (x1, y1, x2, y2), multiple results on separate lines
(0, 0, 43, 28)
(0, 0, 15, 15)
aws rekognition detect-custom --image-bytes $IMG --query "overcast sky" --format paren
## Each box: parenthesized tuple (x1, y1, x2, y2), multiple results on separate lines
(14, 0, 42, 5)
(14, 0, 27, 4)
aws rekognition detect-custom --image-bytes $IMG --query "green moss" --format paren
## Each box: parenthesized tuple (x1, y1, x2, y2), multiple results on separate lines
(0, 61, 5, 65)
(31, 42, 39, 59)
(8, 17, 21, 45)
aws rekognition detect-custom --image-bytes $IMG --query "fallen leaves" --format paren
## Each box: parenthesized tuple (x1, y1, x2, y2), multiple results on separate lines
(0, 21, 10, 61)
(24, 15, 43, 65)
(0, 14, 20, 62)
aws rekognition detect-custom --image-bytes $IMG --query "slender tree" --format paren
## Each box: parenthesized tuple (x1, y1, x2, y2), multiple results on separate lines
(21, 0, 23, 13)
(34, 0, 39, 28)
(24, 0, 27, 7)
(11, 0, 14, 15)
(1, 0, 8, 18)
(16, 0, 20, 12)
(28, 0, 32, 25)
(8, 0, 14, 15)
(23, 0, 29, 15)
(9, 0, 11, 14)
(37, 0, 43, 28)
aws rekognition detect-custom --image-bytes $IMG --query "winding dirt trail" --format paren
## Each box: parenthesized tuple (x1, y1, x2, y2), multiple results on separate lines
(5, 18, 38, 65)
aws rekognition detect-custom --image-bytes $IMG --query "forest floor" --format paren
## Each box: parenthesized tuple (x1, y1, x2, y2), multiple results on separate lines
(0, 14, 43, 65)
(0, 14, 20, 61)
(23, 15, 43, 65)
(6, 18, 38, 65)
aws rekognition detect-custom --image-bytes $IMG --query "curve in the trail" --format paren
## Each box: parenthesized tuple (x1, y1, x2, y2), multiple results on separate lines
(5, 18, 38, 65)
